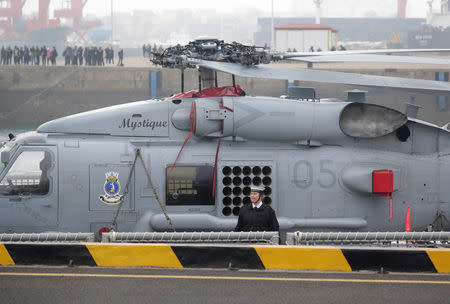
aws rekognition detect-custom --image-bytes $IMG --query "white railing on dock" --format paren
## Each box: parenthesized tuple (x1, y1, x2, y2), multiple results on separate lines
(286, 231, 450, 247)
(0, 232, 95, 242)
(101, 231, 279, 245)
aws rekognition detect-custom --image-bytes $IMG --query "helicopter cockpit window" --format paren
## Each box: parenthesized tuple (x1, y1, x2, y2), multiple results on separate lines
(166, 165, 214, 206)
(0, 151, 51, 196)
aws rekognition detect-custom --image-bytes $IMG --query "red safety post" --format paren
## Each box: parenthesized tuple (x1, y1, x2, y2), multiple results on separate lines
(405, 206, 411, 232)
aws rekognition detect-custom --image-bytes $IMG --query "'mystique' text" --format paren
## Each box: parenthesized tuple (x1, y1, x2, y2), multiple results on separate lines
(119, 118, 168, 130)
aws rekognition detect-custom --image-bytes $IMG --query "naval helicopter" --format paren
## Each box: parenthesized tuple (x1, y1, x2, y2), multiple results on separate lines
(0, 38, 450, 238)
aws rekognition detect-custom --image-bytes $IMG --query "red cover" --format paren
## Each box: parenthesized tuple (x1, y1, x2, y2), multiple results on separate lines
(172, 85, 244, 98)
(372, 170, 394, 195)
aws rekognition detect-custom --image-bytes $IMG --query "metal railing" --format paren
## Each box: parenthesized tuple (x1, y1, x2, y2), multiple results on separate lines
(101, 231, 279, 244)
(0, 232, 95, 242)
(286, 231, 450, 247)
(2, 231, 450, 247)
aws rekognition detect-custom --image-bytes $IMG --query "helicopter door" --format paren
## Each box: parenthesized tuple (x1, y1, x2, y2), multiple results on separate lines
(0, 146, 58, 231)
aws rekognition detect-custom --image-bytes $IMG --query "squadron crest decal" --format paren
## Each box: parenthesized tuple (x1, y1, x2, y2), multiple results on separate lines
(99, 171, 123, 204)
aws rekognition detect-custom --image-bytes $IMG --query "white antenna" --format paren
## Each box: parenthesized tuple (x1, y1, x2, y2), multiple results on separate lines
(271, 0, 274, 50)
(441, 0, 449, 12)
(110, 0, 114, 43)
(427, 0, 434, 13)
(314, 0, 322, 24)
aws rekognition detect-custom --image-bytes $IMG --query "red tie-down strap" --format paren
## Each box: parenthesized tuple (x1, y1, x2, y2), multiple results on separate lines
(389, 195, 393, 221)
(170, 101, 196, 171)
(219, 98, 233, 134)
(170, 99, 223, 197)
(212, 139, 222, 197)
(211, 99, 231, 197)
(219, 97, 234, 113)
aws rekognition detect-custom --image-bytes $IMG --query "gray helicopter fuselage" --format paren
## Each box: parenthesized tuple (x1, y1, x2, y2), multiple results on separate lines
(0, 96, 449, 236)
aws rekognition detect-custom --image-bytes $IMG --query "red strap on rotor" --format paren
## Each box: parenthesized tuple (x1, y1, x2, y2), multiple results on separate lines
(170, 101, 196, 171)
(388, 196, 393, 221)
(212, 139, 222, 197)
(219, 97, 234, 112)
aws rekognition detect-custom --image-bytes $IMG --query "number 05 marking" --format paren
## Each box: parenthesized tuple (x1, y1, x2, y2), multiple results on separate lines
(293, 160, 337, 189)
(318, 160, 336, 188)
(293, 160, 313, 189)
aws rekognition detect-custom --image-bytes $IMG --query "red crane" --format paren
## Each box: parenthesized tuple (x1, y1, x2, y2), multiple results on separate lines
(0, 0, 100, 42)
(0, 0, 26, 40)
(397, 0, 407, 18)
(54, 0, 102, 43)
(27, 0, 60, 32)
(0, 0, 60, 41)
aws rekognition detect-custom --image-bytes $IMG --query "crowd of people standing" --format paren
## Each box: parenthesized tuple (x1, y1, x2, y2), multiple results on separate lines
(0, 45, 124, 66)
(62, 46, 122, 66)
(142, 43, 164, 58)
(1, 46, 58, 65)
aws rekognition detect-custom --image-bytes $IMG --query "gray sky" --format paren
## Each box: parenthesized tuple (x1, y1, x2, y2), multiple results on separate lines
(23, 0, 438, 18)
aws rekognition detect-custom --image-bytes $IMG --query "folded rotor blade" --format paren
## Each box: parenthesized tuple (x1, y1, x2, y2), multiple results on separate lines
(288, 54, 450, 65)
(194, 60, 450, 93)
(281, 48, 450, 58)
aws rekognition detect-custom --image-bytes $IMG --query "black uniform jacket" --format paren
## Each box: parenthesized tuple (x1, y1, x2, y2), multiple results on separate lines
(234, 203, 279, 232)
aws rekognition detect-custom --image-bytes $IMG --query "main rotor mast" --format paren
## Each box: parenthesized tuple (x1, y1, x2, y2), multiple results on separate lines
(152, 38, 271, 92)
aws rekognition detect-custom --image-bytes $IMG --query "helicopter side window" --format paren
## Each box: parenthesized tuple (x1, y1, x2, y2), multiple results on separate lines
(0, 151, 51, 196)
(166, 165, 214, 206)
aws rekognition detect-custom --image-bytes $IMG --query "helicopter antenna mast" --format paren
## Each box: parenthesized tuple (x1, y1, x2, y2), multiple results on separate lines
(110, 0, 113, 43)
(271, 0, 274, 49)
(314, 0, 322, 24)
